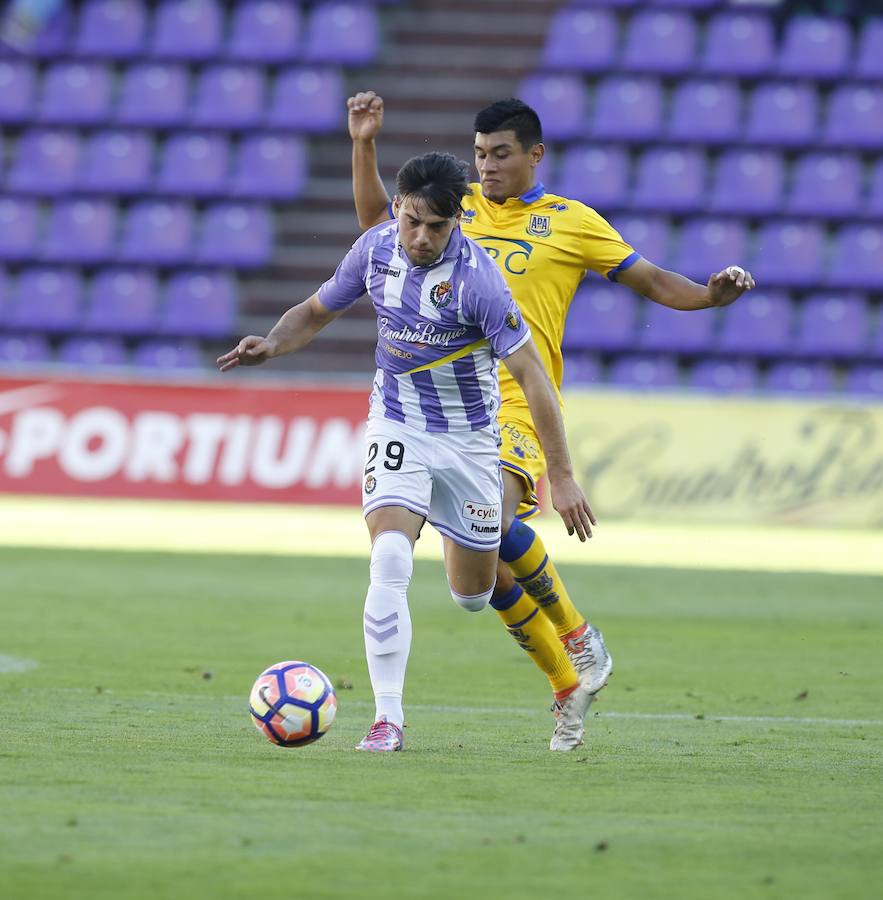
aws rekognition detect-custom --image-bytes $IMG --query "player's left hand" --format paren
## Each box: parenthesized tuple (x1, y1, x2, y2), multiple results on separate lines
(549, 476, 596, 542)
(707, 265, 756, 308)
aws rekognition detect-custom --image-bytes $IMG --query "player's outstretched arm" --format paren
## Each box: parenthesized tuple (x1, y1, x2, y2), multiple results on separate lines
(216, 294, 341, 373)
(503, 339, 596, 541)
(617, 257, 755, 311)
(348, 91, 393, 230)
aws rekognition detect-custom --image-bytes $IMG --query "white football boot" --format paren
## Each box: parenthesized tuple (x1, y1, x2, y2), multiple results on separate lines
(549, 684, 594, 751)
(563, 623, 613, 695)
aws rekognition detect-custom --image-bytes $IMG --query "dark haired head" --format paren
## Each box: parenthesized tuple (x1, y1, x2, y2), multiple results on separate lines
(395, 152, 472, 219)
(473, 99, 543, 151)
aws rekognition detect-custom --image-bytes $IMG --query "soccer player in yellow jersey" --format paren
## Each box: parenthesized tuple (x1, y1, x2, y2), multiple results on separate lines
(348, 92, 755, 750)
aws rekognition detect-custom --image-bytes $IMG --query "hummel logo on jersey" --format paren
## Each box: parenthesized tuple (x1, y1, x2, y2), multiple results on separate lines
(527, 214, 551, 237)
(374, 263, 402, 278)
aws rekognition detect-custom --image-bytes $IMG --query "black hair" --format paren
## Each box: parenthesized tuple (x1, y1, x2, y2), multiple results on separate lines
(473, 99, 543, 150)
(395, 152, 472, 219)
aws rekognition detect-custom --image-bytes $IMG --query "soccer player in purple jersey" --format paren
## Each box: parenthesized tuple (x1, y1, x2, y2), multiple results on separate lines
(218, 152, 596, 752)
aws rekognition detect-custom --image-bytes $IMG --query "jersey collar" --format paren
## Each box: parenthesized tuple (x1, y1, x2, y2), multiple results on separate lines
(519, 182, 546, 203)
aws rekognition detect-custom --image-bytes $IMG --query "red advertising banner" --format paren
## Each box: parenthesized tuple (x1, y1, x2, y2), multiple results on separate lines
(0, 375, 370, 504)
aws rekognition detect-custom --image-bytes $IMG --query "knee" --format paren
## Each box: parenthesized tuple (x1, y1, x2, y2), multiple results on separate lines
(450, 582, 496, 612)
(370, 531, 413, 589)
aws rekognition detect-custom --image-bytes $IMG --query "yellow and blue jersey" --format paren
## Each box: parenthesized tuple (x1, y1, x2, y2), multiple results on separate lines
(460, 182, 638, 414)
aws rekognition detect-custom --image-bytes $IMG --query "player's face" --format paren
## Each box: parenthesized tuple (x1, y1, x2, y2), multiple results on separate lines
(393, 196, 459, 266)
(474, 131, 544, 203)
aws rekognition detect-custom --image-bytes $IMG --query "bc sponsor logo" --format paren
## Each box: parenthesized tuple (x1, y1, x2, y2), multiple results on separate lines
(429, 280, 453, 309)
(475, 237, 533, 276)
(364, 474, 377, 495)
(463, 500, 500, 522)
(527, 214, 551, 237)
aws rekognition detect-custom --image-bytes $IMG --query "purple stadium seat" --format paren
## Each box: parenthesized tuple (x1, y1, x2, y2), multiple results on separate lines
(638, 301, 716, 353)
(84, 269, 159, 335)
(0, 60, 36, 123)
(608, 354, 680, 389)
(562, 353, 602, 387)
(873, 314, 883, 360)
(795, 293, 869, 358)
(133, 340, 203, 370)
(39, 62, 113, 125)
(75, 0, 147, 58)
(8, 269, 83, 332)
(228, 0, 302, 62)
(648, 0, 718, 7)
(80, 130, 153, 195)
(591, 77, 663, 141)
(0, 266, 6, 308)
(197, 203, 273, 268)
(621, 10, 696, 74)
(569, 0, 637, 6)
(867, 158, 883, 218)
(787, 153, 861, 218)
(555, 145, 629, 210)
(701, 13, 774, 76)
(156, 133, 230, 197)
(749, 221, 825, 288)
(823, 85, 883, 149)
(855, 19, 883, 79)
(608, 215, 670, 267)
(632, 148, 706, 213)
(765, 361, 836, 395)
(827, 225, 883, 290)
(717, 291, 793, 357)
(846, 365, 883, 396)
(119, 201, 194, 265)
(303, 2, 379, 65)
(28, 5, 72, 58)
(116, 64, 190, 127)
(0, 198, 40, 262)
(192, 65, 265, 129)
(232, 134, 308, 200)
(690, 358, 757, 393)
(159, 271, 237, 337)
(42, 200, 117, 264)
(266, 67, 344, 132)
(7, 129, 81, 195)
(0, 335, 52, 367)
(58, 336, 128, 368)
(745, 83, 818, 146)
(709, 150, 784, 215)
(667, 79, 741, 144)
(563, 283, 638, 352)
(778, 17, 851, 78)
(540, 7, 618, 73)
(151, 0, 223, 60)
(671, 218, 748, 284)
(518, 74, 587, 141)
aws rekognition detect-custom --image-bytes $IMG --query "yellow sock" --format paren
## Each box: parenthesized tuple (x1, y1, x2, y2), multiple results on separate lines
(490, 584, 578, 698)
(500, 519, 586, 640)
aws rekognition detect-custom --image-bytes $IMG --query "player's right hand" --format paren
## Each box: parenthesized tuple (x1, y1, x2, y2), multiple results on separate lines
(216, 335, 275, 372)
(550, 476, 597, 542)
(347, 91, 384, 142)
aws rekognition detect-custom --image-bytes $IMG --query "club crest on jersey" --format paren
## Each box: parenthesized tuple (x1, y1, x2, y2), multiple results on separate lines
(505, 310, 520, 330)
(429, 280, 453, 309)
(527, 214, 551, 237)
(364, 475, 377, 495)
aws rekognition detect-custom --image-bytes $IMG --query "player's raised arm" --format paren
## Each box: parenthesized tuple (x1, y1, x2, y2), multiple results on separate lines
(347, 91, 393, 230)
(216, 294, 341, 372)
(502, 338, 596, 541)
(616, 257, 756, 311)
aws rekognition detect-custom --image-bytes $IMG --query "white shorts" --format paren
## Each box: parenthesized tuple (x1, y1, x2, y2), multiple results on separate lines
(361, 417, 503, 551)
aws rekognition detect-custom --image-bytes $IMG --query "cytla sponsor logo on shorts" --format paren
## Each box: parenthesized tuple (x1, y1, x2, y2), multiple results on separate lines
(462, 500, 499, 522)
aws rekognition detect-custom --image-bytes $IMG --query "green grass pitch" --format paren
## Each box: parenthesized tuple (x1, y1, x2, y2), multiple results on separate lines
(1, 546, 881, 900)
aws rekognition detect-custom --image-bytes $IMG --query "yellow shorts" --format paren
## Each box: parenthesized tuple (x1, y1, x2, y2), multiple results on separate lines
(498, 416, 546, 520)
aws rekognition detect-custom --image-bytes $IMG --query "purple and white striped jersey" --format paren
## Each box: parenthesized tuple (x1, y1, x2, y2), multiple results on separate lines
(318, 221, 531, 433)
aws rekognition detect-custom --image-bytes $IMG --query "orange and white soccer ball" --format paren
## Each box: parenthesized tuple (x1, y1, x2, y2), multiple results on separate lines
(249, 660, 337, 747)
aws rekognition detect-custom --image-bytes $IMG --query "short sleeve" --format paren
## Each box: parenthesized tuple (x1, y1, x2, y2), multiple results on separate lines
(579, 207, 640, 282)
(317, 240, 368, 311)
(463, 261, 531, 360)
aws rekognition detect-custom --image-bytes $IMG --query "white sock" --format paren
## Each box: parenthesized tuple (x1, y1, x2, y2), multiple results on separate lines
(363, 531, 413, 728)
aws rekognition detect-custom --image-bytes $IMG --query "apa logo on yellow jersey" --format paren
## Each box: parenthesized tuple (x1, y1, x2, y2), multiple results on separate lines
(526, 214, 551, 238)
